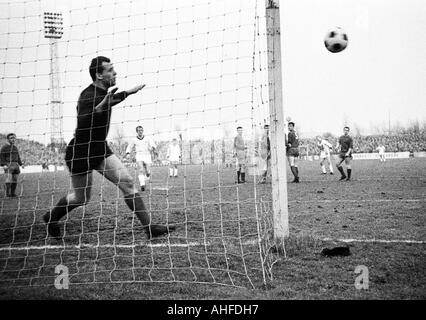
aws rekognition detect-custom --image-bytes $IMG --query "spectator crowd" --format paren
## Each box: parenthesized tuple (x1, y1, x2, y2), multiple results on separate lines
(301, 132, 426, 155)
(1, 131, 425, 166)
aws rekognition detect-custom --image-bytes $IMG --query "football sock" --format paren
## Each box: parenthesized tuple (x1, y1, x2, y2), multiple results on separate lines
(237, 170, 240, 183)
(241, 172, 245, 182)
(347, 169, 352, 179)
(45, 196, 81, 222)
(169, 168, 173, 177)
(290, 166, 297, 178)
(11, 182, 17, 195)
(124, 193, 174, 238)
(294, 167, 299, 178)
(337, 166, 345, 176)
(174, 168, 178, 176)
(329, 164, 334, 173)
(321, 165, 326, 174)
(124, 193, 150, 226)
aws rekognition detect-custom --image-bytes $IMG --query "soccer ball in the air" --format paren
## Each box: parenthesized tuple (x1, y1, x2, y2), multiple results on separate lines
(324, 27, 348, 53)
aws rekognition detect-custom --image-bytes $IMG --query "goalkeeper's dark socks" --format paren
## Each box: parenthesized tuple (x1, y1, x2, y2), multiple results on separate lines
(294, 167, 299, 178)
(337, 166, 346, 178)
(347, 169, 352, 180)
(43, 214, 61, 239)
(124, 193, 176, 239)
(145, 224, 176, 239)
(237, 170, 241, 183)
(241, 172, 246, 183)
(45, 196, 80, 222)
(43, 196, 80, 239)
(124, 193, 150, 226)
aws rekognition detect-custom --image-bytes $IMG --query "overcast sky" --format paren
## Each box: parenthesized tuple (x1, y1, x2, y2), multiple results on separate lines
(0, 0, 425, 144)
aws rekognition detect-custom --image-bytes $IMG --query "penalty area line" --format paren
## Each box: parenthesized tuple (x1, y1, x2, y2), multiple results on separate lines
(0, 238, 425, 251)
(321, 238, 426, 244)
(0, 240, 259, 251)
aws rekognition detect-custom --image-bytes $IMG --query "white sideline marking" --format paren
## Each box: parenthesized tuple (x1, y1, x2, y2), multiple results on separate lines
(290, 199, 424, 203)
(322, 238, 426, 244)
(0, 238, 425, 252)
(151, 187, 171, 191)
(303, 177, 426, 182)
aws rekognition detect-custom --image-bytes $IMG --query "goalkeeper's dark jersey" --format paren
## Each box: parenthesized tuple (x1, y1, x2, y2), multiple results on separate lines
(65, 84, 128, 174)
(74, 84, 127, 144)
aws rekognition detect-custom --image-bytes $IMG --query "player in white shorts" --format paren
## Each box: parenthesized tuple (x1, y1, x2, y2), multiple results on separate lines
(317, 136, 334, 175)
(376, 144, 386, 162)
(126, 125, 157, 191)
(167, 138, 181, 178)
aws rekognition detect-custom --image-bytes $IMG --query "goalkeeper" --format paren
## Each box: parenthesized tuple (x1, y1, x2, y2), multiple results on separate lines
(44, 56, 174, 240)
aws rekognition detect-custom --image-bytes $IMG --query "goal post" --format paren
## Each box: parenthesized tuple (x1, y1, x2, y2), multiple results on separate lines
(266, 0, 289, 242)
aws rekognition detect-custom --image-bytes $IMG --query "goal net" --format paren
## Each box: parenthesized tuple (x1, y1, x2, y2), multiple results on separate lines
(0, 0, 283, 290)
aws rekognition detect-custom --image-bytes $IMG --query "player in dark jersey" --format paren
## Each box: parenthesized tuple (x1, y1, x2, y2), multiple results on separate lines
(335, 126, 353, 181)
(1, 133, 23, 197)
(43, 56, 174, 240)
(286, 122, 300, 183)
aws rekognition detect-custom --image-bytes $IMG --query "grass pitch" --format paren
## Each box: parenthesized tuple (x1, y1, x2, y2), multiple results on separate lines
(0, 158, 425, 299)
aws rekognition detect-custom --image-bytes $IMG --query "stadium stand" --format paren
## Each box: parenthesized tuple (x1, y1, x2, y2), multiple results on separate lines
(1, 131, 425, 166)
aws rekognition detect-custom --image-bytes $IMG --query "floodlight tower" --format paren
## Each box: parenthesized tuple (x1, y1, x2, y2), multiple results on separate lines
(44, 12, 63, 147)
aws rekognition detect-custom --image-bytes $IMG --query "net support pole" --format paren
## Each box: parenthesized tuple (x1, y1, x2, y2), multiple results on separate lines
(266, 0, 289, 241)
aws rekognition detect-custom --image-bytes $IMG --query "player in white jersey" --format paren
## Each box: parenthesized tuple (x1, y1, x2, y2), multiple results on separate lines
(317, 136, 334, 174)
(376, 144, 386, 162)
(125, 126, 157, 191)
(167, 138, 181, 177)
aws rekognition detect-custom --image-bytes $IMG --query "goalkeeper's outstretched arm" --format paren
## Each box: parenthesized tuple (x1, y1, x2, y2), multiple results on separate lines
(94, 84, 146, 113)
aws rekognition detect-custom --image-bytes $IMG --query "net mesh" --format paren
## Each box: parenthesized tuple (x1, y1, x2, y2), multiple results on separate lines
(0, 0, 281, 289)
